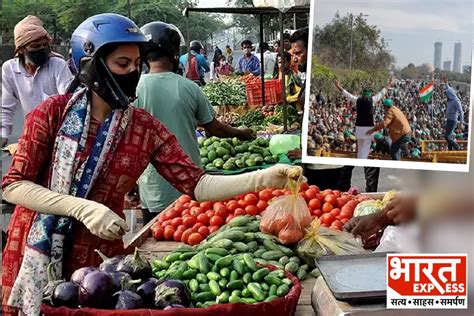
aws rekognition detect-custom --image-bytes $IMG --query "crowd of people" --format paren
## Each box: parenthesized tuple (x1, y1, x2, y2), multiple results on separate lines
(307, 77, 470, 160)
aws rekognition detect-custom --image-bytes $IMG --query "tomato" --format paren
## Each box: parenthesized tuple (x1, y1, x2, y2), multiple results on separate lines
(198, 226, 210, 237)
(187, 233, 204, 246)
(305, 189, 318, 201)
(333, 190, 342, 197)
(181, 209, 190, 216)
(214, 204, 228, 218)
(200, 201, 213, 211)
(182, 215, 196, 227)
(272, 189, 284, 197)
(225, 214, 235, 224)
(152, 226, 164, 240)
(189, 207, 202, 216)
(197, 213, 209, 225)
(209, 225, 220, 233)
(192, 222, 204, 230)
(183, 203, 190, 208)
(323, 189, 333, 196)
(322, 202, 333, 213)
(176, 224, 187, 232)
(238, 199, 248, 208)
(161, 220, 171, 227)
(309, 185, 320, 193)
(163, 226, 175, 240)
(244, 193, 258, 206)
(347, 200, 358, 209)
(308, 198, 321, 210)
(245, 205, 258, 216)
(340, 218, 349, 224)
(298, 192, 307, 200)
(174, 202, 184, 209)
(299, 182, 309, 192)
(226, 201, 238, 212)
(181, 228, 194, 243)
(330, 208, 340, 217)
(339, 207, 353, 219)
(316, 193, 325, 202)
(234, 208, 246, 217)
(312, 209, 323, 217)
(256, 200, 268, 212)
(178, 195, 191, 204)
(258, 189, 273, 202)
(209, 215, 224, 226)
(171, 217, 183, 228)
(174, 204, 184, 212)
(324, 194, 338, 206)
(320, 213, 335, 225)
(173, 230, 183, 242)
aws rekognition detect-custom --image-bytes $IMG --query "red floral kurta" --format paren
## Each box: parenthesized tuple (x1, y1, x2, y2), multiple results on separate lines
(2, 94, 204, 312)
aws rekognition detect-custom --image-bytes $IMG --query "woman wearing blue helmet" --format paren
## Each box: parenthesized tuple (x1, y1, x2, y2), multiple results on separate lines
(2, 13, 302, 315)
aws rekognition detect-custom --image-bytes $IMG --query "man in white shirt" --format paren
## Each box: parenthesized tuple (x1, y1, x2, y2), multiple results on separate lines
(256, 42, 276, 78)
(2, 15, 73, 146)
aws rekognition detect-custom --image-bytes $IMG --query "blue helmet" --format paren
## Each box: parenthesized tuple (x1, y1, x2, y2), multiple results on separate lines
(69, 13, 147, 110)
(71, 13, 146, 70)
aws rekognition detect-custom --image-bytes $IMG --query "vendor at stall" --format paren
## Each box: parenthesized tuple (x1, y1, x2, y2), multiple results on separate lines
(1, 13, 303, 316)
(236, 39, 260, 76)
(136, 21, 255, 224)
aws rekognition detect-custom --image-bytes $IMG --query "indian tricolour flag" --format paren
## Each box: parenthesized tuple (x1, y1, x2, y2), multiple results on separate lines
(419, 82, 434, 102)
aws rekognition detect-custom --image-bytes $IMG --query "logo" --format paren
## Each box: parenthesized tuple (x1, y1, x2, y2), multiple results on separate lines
(387, 254, 467, 309)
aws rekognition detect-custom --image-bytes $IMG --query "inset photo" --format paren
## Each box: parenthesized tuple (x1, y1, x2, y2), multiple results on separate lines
(302, 0, 472, 172)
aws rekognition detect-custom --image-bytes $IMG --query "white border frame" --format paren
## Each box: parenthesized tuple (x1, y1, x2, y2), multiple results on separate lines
(301, 1, 473, 173)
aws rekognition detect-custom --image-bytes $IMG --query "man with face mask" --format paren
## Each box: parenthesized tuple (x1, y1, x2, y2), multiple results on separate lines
(1, 15, 73, 147)
(236, 39, 260, 76)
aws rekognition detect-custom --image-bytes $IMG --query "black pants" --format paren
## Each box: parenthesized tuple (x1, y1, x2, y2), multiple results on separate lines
(305, 167, 349, 191)
(333, 166, 380, 192)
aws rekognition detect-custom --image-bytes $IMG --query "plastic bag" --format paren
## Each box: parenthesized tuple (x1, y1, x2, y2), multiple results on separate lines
(353, 199, 385, 217)
(269, 134, 301, 156)
(260, 175, 311, 244)
(296, 219, 366, 265)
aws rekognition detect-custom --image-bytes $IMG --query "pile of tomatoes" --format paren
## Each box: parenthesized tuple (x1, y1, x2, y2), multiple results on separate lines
(150, 184, 361, 245)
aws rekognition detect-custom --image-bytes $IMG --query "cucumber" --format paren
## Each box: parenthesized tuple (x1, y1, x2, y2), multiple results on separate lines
(261, 250, 284, 261)
(263, 239, 281, 252)
(254, 258, 268, 266)
(233, 242, 249, 252)
(243, 254, 257, 271)
(276, 284, 290, 297)
(241, 297, 257, 304)
(228, 215, 253, 227)
(174, 245, 195, 253)
(216, 255, 233, 268)
(281, 278, 292, 286)
(220, 267, 230, 278)
(164, 252, 181, 263)
(267, 261, 284, 269)
(264, 275, 283, 286)
(198, 254, 211, 274)
(252, 268, 270, 282)
(212, 239, 234, 249)
(206, 253, 222, 263)
(289, 256, 301, 264)
(189, 279, 199, 292)
(246, 241, 258, 252)
(179, 251, 197, 260)
(311, 268, 321, 278)
(196, 273, 208, 283)
(218, 278, 228, 288)
(243, 232, 256, 243)
(230, 270, 238, 282)
(241, 288, 252, 298)
(284, 262, 299, 274)
(243, 272, 252, 284)
(268, 269, 285, 279)
(205, 248, 230, 257)
(297, 267, 308, 280)
(195, 291, 215, 302)
(207, 271, 221, 281)
(187, 254, 201, 270)
(217, 291, 230, 303)
(260, 282, 269, 291)
(248, 283, 265, 301)
(209, 280, 222, 296)
(279, 256, 290, 265)
(227, 280, 245, 290)
(278, 245, 293, 256)
(264, 295, 278, 302)
(182, 269, 197, 279)
(231, 290, 242, 297)
(229, 295, 241, 304)
(215, 230, 245, 242)
(232, 258, 245, 275)
(253, 249, 266, 258)
(199, 283, 211, 292)
(269, 284, 277, 296)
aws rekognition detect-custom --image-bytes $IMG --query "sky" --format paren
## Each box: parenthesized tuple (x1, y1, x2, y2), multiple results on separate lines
(312, 0, 473, 68)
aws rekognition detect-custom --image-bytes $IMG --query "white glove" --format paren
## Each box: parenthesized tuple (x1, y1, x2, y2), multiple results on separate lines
(3, 180, 129, 240)
(194, 164, 305, 202)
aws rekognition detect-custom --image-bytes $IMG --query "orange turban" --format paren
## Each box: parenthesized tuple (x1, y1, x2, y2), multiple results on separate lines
(14, 15, 51, 53)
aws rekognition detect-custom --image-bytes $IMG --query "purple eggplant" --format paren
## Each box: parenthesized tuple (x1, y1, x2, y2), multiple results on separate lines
(43, 264, 67, 306)
(95, 249, 125, 272)
(116, 248, 151, 280)
(113, 290, 144, 310)
(79, 270, 115, 308)
(154, 279, 191, 309)
(136, 278, 159, 307)
(71, 266, 98, 285)
(51, 282, 79, 308)
(108, 271, 142, 292)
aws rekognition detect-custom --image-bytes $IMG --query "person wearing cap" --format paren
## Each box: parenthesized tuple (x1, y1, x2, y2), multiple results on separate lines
(136, 22, 254, 224)
(2, 14, 303, 315)
(441, 75, 465, 150)
(372, 133, 391, 155)
(1, 15, 73, 147)
(366, 98, 412, 160)
(335, 79, 391, 159)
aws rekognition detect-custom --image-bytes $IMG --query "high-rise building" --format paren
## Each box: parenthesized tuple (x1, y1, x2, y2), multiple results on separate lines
(434, 42, 442, 69)
(463, 65, 471, 74)
(443, 60, 452, 72)
(453, 42, 462, 73)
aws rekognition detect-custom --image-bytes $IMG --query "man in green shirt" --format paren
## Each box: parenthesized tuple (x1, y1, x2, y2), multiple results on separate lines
(136, 22, 254, 223)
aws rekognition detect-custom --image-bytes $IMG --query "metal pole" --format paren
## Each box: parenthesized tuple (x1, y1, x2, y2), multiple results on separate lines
(349, 14, 353, 70)
(260, 14, 265, 108)
(186, 10, 192, 80)
(280, 11, 287, 132)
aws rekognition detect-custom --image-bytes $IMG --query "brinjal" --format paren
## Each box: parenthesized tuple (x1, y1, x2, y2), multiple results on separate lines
(51, 282, 79, 308)
(43, 264, 66, 305)
(154, 279, 191, 309)
(136, 278, 159, 307)
(108, 271, 142, 292)
(113, 290, 144, 310)
(116, 248, 151, 280)
(95, 249, 125, 272)
(79, 270, 115, 308)
(71, 266, 98, 285)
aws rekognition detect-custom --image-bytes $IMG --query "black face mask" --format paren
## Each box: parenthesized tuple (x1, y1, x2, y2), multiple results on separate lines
(25, 47, 50, 67)
(110, 69, 140, 100)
